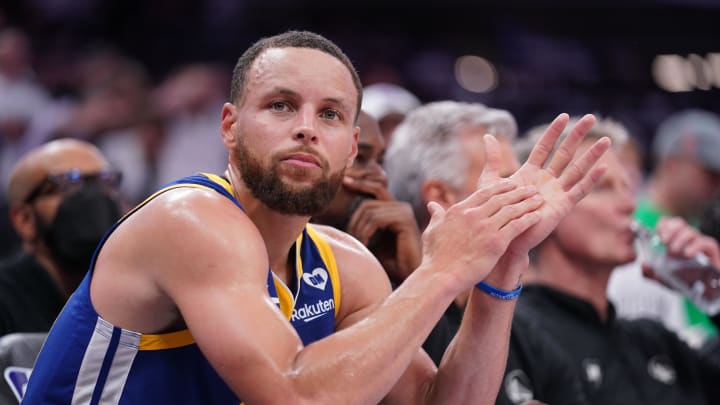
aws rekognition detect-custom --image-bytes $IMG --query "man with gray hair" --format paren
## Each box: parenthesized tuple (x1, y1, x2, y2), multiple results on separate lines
(513, 114, 720, 405)
(386, 101, 588, 405)
(387, 101, 518, 230)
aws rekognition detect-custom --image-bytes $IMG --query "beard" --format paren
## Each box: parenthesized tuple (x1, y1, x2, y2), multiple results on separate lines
(234, 137, 345, 216)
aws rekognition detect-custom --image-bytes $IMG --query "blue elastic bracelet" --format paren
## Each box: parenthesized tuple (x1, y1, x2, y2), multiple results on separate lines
(476, 280, 523, 300)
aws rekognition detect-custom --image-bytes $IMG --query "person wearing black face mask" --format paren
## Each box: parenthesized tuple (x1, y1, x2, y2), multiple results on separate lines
(0, 139, 123, 337)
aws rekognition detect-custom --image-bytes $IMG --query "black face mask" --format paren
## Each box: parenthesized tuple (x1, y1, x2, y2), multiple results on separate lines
(34, 183, 121, 274)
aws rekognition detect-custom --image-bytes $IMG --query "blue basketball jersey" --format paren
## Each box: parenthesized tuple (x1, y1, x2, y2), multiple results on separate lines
(22, 173, 341, 404)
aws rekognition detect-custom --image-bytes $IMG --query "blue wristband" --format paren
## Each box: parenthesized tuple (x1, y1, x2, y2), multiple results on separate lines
(476, 280, 523, 300)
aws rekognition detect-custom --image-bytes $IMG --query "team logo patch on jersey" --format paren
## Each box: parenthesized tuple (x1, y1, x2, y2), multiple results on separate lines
(303, 267, 328, 290)
(504, 369, 534, 404)
(4, 366, 32, 402)
(582, 358, 603, 389)
(647, 355, 676, 385)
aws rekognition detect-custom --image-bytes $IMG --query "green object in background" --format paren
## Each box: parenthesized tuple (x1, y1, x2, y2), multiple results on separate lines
(633, 199, 717, 337)
(634, 199, 666, 230)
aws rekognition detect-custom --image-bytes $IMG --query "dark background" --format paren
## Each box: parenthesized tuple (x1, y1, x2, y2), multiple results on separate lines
(2, 0, 719, 148)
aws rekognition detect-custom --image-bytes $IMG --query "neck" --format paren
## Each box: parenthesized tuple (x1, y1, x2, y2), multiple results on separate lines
(533, 241, 613, 320)
(226, 166, 309, 285)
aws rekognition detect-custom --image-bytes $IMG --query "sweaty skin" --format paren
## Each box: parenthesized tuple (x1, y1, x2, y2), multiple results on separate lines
(80, 46, 609, 404)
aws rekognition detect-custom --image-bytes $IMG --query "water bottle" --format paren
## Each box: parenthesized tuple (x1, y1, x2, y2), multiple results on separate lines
(632, 221, 720, 316)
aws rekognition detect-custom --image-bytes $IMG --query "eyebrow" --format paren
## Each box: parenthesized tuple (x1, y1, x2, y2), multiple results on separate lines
(268, 87, 352, 115)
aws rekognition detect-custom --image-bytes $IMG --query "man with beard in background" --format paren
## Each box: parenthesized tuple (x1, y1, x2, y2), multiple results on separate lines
(0, 138, 122, 336)
(312, 110, 422, 285)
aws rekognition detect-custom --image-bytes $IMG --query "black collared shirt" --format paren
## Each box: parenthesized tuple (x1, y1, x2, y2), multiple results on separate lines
(423, 301, 589, 405)
(0, 253, 65, 337)
(518, 284, 720, 405)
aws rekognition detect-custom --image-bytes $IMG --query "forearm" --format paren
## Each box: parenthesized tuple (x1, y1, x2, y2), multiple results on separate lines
(425, 291, 515, 404)
(289, 266, 460, 404)
(424, 255, 526, 404)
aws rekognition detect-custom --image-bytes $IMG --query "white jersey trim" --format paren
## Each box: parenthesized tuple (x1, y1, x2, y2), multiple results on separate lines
(70, 317, 140, 404)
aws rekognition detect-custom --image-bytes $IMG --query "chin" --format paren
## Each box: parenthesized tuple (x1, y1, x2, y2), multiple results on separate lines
(616, 250, 638, 266)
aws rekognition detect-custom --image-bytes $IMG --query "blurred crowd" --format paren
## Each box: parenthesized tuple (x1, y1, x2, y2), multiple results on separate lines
(0, 27, 231, 254)
(2, 23, 720, 405)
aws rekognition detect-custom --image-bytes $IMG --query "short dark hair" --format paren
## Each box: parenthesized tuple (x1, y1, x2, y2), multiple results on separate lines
(230, 30, 362, 122)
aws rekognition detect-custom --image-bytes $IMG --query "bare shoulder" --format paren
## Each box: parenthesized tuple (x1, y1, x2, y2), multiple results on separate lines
(109, 186, 266, 267)
(93, 186, 268, 333)
(310, 224, 393, 329)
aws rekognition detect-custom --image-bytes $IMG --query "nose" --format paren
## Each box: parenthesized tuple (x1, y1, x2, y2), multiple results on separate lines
(293, 107, 318, 144)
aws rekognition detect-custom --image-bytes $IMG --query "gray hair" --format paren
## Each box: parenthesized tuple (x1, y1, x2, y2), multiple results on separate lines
(515, 115, 628, 165)
(385, 101, 517, 226)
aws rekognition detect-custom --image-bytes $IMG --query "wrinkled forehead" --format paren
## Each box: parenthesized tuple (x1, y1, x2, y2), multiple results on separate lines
(247, 47, 358, 111)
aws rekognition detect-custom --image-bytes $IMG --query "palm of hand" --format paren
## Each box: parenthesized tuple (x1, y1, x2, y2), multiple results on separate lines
(492, 113, 610, 255)
(506, 164, 576, 254)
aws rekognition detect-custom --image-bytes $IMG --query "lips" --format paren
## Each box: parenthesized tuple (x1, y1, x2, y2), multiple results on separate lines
(282, 152, 322, 168)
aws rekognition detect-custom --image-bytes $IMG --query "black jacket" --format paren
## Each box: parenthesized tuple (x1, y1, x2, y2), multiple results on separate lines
(517, 284, 720, 405)
(423, 299, 588, 405)
(0, 253, 65, 337)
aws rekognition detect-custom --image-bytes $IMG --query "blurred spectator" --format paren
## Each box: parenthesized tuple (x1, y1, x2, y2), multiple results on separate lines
(609, 109, 720, 346)
(516, 119, 720, 405)
(151, 63, 229, 188)
(361, 82, 420, 145)
(52, 49, 157, 203)
(639, 109, 720, 227)
(0, 139, 122, 336)
(312, 110, 421, 285)
(388, 101, 518, 232)
(0, 27, 50, 257)
(386, 101, 588, 405)
(0, 27, 48, 153)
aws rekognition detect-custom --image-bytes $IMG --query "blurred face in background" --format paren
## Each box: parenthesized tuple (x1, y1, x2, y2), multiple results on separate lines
(312, 111, 385, 230)
(11, 141, 122, 273)
(550, 143, 637, 267)
(666, 157, 720, 218)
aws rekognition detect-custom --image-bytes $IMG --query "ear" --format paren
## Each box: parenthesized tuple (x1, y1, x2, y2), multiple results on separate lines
(421, 179, 460, 211)
(347, 125, 359, 168)
(9, 203, 37, 242)
(220, 102, 238, 150)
